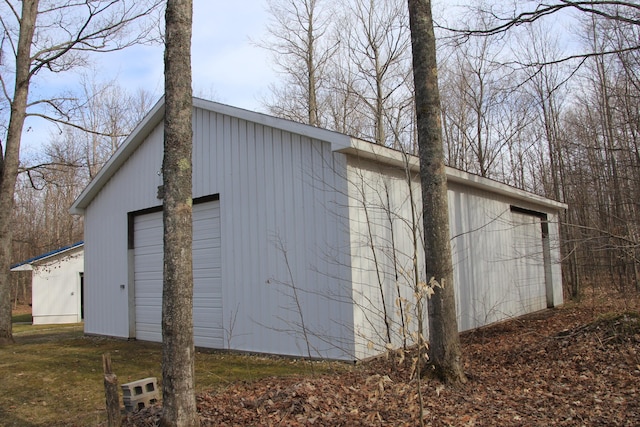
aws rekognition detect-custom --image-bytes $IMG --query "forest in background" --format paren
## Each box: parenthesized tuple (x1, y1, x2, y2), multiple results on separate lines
(8, 0, 640, 305)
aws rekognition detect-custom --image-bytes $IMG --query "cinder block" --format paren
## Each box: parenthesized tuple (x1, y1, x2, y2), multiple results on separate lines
(121, 377, 159, 412)
(123, 394, 159, 412)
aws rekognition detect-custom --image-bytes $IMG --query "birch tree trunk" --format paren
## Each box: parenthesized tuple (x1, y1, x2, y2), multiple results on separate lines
(161, 0, 199, 425)
(407, 0, 467, 385)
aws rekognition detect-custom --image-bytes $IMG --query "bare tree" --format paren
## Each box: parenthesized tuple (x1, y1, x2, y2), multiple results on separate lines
(445, 1, 640, 73)
(161, 0, 199, 425)
(260, 0, 337, 127)
(408, 0, 466, 384)
(70, 75, 154, 178)
(324, 53, 369, 136)
(0, 0, 161, 345)
(0, 0, 39, 346)
(341, 0, 412, 146)
(261, 0, 415, 149)
(435, 0, 640, 295)
(9, 78, 151, 283)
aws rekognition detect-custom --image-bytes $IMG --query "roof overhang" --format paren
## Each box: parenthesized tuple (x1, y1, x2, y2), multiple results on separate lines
(338, 138, 568, 212)
(192, 98, 352, 152)
(70, 96, 565, 215)
(10, 242, 84, 271)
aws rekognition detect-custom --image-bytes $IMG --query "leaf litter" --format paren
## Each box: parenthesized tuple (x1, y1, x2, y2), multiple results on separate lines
(123, 293, 640, 426)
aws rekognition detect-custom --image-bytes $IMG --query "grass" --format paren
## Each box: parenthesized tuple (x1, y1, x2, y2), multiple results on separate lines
(0, 322, 345, 426)
(11, 312, 32, 324)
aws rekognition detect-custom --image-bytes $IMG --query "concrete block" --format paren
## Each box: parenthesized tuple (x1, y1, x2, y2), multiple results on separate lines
(121, 377, 159, 412)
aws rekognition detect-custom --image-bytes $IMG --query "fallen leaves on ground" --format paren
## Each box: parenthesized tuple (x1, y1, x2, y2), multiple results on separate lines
(123, 293, 640, 426)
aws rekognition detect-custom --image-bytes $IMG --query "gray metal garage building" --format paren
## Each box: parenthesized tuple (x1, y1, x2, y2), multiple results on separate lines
(71, 97, 565, 361)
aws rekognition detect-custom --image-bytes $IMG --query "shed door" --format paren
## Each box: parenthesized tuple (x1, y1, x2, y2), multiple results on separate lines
(133, 200, 223, 347)
(511, 211, 547, 314)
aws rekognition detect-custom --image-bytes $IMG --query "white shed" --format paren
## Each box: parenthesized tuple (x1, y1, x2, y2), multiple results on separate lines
(71, 97, 566, 361)
(11, 242, 84, 325)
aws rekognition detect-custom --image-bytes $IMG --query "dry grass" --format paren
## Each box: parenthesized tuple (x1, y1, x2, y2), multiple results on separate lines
(1, 316, 343, 426)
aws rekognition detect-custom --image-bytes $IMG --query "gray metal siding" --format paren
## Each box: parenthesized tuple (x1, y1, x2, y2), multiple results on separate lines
(83, 125, 164, 338)
(347, 159, 425, 359)
(511, 212, 547, 313)
(82, 101, 562, 361)
(202, 114, 353, 359)
(83, 106, 354, 359)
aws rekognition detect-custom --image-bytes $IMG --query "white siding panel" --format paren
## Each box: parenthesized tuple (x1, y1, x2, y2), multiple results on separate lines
(547, 214, 564, 307)
(83, 101, 564, 361)
(202, 112, 354, 359)
(511, 212, 547, 313)
(31, 251, 84, 325)
(347, 159, 425, 359)
(348, 158, 562, 359)
(83, 102, 562, 361)
(449, 184, 552, 331)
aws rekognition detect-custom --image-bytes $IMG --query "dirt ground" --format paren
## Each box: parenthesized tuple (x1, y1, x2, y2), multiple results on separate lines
(123, 291, 640, 426)
(12, 304, 31, 316)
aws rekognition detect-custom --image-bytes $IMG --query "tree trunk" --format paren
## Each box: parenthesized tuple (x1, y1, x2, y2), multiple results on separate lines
(306, 3, 318, 127)
(0, 0, 39, 346)
(103, 353, 121, 427)
(407, 0, 467, 385)
(161, 0, 199, 425)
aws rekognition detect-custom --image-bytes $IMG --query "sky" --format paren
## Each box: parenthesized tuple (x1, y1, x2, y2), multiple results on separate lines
(21, 0, 277, 156)
(19, 0, 563, 157)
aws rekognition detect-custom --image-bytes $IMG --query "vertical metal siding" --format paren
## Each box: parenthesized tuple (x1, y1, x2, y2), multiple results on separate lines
(348, 158, 563, 359)
(80, 106, 354, 358)
(511, 212, 547, 313)
(448, 185, 557, 331)
(546, 213, 564, 307)
(83, 103, 562, 361)
(84, 125, 164, 338)
(31, 253, 84, 325)
(347, 159, 425, 359)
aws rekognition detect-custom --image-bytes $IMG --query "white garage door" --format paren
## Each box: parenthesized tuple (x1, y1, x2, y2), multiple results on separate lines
(133, 200, 223, 348)
(511, 211, 547, 314)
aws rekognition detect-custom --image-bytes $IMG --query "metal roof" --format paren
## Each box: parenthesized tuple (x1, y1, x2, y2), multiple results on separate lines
(70, 96, 566, 216)
(70, 97, 351, 215)
(10, 241, 84, 271)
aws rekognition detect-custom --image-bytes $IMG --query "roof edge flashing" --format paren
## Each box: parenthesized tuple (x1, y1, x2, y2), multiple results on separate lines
(339, 138, 568, 212)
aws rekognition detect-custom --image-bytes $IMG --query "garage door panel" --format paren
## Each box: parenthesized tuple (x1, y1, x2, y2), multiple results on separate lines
(136, 269, 162, 277)
(136, 310, 161, 324)
(511, 212, 547, 315)
(193, 308, 222, 320)
(134, 200, 222, 348)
